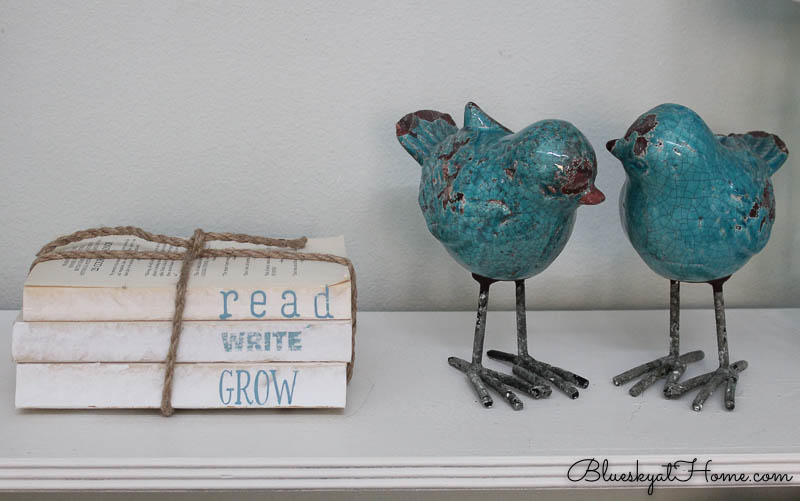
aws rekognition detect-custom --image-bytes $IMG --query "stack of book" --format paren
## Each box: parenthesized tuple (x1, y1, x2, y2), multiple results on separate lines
(13, 234, 353, 409)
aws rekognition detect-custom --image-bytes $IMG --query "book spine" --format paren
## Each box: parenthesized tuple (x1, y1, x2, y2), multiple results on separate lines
(15, 362, 346, 409)
(12, 320, 352, 363)
(22, 283, 351, 321)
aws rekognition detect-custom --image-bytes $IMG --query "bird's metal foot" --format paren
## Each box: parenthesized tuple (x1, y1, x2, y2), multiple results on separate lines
(448, 356, 552, 411)
(485, 350, 587, 399)
(663, 361, 748, 411)
(612, 350, 705, 397)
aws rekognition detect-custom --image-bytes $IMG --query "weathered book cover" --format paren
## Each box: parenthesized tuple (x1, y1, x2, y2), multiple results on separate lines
(12, 316, 352, 363)
(23, 235, 351, 321)
(15, 362, 346, 409)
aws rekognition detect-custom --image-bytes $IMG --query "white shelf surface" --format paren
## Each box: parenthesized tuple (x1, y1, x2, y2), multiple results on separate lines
(1, 309, 799, 491)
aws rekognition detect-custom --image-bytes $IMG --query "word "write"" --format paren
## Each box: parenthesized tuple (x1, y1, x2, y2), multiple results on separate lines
(221, 331, 302, 352)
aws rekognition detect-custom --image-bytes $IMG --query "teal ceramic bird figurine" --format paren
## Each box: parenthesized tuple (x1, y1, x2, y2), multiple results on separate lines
(607, 103, 788, 411)
(396, 102, 605, 410)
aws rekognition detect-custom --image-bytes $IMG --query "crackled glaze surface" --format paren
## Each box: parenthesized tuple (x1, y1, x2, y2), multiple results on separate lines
(397, 103, 603, 281)
(607, 103, 788, 282)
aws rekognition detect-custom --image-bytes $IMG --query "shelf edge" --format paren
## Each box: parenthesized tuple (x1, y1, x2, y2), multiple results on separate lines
(0, 453, 798, 491)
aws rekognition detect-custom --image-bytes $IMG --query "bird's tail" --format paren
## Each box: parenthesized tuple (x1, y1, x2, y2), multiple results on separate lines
(726, 131, 789, 176)
(396, 110, 458, 165)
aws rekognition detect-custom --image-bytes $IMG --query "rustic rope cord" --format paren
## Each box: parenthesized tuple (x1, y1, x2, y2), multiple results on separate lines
(30, 226, 357, 416)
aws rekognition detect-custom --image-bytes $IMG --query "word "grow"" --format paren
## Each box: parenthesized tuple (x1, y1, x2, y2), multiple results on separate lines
(219, 369, 299, 406)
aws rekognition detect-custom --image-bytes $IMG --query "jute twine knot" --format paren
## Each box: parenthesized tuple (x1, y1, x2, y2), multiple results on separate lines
(30, 226, 357, 416)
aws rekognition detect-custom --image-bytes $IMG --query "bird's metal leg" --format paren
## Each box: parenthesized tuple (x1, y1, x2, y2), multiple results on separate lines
(665, 278, 748, 411)
(448, 275, 552, 410)
(486, 279, 586, 399)
(613, 280, 705, 397)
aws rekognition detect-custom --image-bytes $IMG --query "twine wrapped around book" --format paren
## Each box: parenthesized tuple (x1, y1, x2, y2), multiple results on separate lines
(30, 226, 357, 416)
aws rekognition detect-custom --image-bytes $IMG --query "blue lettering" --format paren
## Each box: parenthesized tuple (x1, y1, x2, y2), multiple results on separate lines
(219, 369, 233, 404)
(221, 332, 245, 352)
(236, 369, 253, 405)
(288, 331, 302, 351)
(273, 331, 286, 351)
(219, 290, 239, 320)
(250, 290, 267, 318)
(254, 369, 270, 405)
(314, 285, 334, 319)
(247, 331, 262, 351)
(281, 290, 300, 318)
(272, 369, 299, 405)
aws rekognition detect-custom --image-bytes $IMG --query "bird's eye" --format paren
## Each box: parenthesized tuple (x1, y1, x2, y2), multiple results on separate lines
(559, 157, 595, 195)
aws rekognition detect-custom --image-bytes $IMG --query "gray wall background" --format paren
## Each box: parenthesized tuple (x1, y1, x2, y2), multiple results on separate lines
(1, 0, 798, 312)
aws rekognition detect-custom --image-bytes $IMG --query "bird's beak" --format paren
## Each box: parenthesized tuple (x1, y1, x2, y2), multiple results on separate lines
(579, 185, 605, 205)
(606, 139, 620, 159)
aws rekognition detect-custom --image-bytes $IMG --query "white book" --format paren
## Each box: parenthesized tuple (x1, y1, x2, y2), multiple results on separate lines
(15, 362, 346, 409)
(12, 316, 352, 363)
(23, 235, 351, 321)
